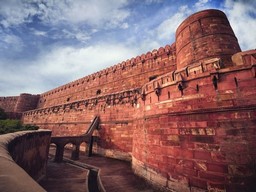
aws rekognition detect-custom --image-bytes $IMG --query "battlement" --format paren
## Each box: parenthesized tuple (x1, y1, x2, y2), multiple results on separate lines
(36, 44, 176, 109)
(40, 44, 175, 98)
(142, 55, 256, 99)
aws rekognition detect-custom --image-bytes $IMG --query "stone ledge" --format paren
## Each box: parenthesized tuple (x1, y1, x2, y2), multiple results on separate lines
(0, 130, 51, 192)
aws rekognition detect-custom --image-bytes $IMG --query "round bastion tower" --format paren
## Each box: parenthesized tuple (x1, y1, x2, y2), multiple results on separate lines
(175, 9, 241, 70)
(14, 93, 39, 112)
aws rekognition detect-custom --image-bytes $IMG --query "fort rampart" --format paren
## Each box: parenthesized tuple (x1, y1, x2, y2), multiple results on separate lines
(1, 9, 256, 191)
(0, 130, 51, 192)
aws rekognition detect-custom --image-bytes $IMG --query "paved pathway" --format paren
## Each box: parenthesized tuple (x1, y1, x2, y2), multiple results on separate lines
(72, 154, 156, 192)
(40, 148, 158, 192)
(39, 157, 89, 192)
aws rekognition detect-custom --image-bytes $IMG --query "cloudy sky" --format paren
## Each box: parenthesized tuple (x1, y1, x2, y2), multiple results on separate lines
(0, 0, 255, 96)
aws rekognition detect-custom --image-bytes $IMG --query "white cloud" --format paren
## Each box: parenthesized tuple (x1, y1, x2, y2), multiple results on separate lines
(145, 0, 163, 4)
(156, 5, 191, 41)
(154, 0, 215, 42)
(223, 0, 256, 50)
(67, 0, 129, 27)
(75, 32, 91, 42)
(194, 0, 210, 10)
(0, 43, 139, 96)
(0, 0, 130, 29)
(56, 29, 91, 43)
(0, 0, 37, 27)
(154, 0, 256, 51)
(32, 29, 47, 37)
(3, 34, 22, 45)
(0, 59, 44, 96)
(0, 33, 24, 52)
(120, 22, 129, 29)
(0, 0, 255, 97)
(38, 43, 138, 78)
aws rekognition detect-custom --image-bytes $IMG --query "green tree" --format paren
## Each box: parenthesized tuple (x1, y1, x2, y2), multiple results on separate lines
(0, 108, 7, 120)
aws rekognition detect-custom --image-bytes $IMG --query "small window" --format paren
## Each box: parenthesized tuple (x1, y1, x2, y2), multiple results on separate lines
(149, 75, 158, 81)
(96, 89, 101, 95)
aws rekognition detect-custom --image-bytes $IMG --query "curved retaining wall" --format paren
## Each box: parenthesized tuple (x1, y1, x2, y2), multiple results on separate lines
(0, 130, 51, 192)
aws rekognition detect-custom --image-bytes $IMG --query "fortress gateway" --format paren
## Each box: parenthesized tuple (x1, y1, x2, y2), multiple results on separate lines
(0, 9, 256, 192)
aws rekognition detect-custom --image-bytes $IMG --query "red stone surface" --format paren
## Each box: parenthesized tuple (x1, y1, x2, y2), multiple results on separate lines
(0, 93, 39, 118)
(176, 9, 241, 70)
(1, 9, 256, 192)
(0, 96, 19, 112)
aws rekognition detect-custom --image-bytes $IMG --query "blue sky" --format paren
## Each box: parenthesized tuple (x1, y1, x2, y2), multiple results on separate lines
(0, 0, 255, 96)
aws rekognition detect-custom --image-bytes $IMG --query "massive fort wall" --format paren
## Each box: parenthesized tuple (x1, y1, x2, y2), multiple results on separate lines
(37, 43, 176, 108)
(1, 9, 256, 192)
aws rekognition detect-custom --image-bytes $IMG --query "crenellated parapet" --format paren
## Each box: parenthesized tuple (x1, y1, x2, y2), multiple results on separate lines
(37, 44, 176, 108)
(141, 57, 221, 95)
(24, 88, 141, 117)
(232, 49, 256, 67)
(40, 44, 175, 97)
(141, 49, 256, 100)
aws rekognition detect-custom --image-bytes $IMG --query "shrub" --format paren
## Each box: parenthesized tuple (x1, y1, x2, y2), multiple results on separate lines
(0, 108, 7, 120)
(0, 119, 39, 134)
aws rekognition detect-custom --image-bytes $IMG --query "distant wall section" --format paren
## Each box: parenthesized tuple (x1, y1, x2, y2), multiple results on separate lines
(0, 93, 39, 119)
(15, 93, 40, 112)
(0, 96, 19, 112)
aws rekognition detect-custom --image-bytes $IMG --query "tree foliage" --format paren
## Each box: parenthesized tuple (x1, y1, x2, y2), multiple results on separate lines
(0, 119, 39, 134)
(0, 108, 7, 120)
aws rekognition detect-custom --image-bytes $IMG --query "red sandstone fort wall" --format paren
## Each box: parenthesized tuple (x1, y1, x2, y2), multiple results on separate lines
(132, 59, 256, 191)
(23, 88, 141, 159)
(37, 44, 176, 109)
(0, 96, 19, 112)
(5, 9, 256, 192)
(22, 44, 176, 160)
(14, 93, 39, 112)
(0, 93, 39, 118)
(176, 9, 241, 70)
